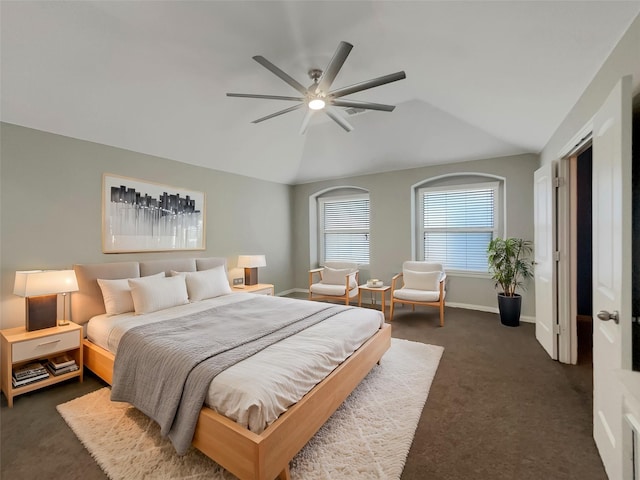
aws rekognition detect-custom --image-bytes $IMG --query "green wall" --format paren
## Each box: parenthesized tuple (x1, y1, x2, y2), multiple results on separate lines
(0, 123, 293, 328)
(292, 154, 540, 318)
(0, 123, 540, 327)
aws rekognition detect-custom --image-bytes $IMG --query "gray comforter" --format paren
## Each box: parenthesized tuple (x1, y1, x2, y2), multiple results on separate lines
(111, 295, 347, 454)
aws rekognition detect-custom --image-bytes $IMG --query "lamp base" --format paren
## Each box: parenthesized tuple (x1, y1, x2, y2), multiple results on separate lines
(244, 267, 258, 286)
(26, 295, 58, 331)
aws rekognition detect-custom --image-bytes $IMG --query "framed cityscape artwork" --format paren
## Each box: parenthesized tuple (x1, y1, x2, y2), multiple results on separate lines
(102, 174, 206, 253)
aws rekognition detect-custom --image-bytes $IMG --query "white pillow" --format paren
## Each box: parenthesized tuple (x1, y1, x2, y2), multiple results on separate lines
(128, 275, 189, 314)
(97, 278, 135, 315)
(171, 266, 232, 301)
(403, 270, 441, 291)
(97, 273, 165, 315)
(322, 267, 357, 289)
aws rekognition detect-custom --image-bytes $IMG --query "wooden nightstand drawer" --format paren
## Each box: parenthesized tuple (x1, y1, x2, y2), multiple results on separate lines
(12, 330, 80, 363)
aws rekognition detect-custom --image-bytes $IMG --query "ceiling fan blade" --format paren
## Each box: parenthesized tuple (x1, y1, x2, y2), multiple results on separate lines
(252, 56, 308, 95)
(316, 41, 353, 94)
(299, 109, 314, 135)
(330, 71, 406, 99)
(325, 106, 354, 132)
(227, 93, 304, 102)
(330, 99, 396, 112)
(252, 104, 304, 124)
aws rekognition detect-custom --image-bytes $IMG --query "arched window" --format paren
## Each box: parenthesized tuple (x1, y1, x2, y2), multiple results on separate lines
(414, 174, 504, 274)
(310, 187, 370, 266)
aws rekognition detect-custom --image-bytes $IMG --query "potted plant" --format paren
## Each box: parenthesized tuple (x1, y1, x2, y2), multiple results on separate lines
(487, 237, 534, 327)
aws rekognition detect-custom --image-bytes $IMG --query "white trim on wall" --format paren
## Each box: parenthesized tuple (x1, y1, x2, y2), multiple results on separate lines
(276, 288, 301, 297)
(557, 117, 594, 159)
(410, 172, 507, 260)
(445, 301, 535, 324)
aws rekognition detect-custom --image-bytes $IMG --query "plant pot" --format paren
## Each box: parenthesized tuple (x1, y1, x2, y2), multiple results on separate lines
(497, 293, 522, 327)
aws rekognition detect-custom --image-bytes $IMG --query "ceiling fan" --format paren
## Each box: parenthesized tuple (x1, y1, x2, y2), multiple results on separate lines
(227, 41, 406, 134)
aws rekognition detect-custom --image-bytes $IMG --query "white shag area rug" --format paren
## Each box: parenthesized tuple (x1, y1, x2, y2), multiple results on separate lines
(57, 338, 443, 479)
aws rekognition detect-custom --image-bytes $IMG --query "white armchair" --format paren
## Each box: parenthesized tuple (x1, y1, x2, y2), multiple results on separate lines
(308, 261, 359, 305)
(390, 261, 446, 326)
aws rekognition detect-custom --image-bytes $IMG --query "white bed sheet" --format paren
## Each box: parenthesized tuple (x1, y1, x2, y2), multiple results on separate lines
(87, 294, 384, 433)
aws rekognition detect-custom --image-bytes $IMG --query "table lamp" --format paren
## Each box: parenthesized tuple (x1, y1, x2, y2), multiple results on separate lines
(237, 255, 266, 286)
(13, 270, 79, 331)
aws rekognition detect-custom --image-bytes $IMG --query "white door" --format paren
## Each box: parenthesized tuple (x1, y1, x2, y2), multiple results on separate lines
(534, 162, 557, 359)
(592, 76, 632, 480)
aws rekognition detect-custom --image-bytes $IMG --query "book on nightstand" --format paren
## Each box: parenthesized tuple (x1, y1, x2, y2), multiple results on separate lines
(12, 361, 50, 387)
(48, 354, 76, 370)
(13, 374, 50, 388)
(13, 361, 47, 380)
(45, 361, 79, 376)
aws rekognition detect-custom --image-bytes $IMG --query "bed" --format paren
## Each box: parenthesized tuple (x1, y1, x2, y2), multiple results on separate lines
(71, 257, 391, 480)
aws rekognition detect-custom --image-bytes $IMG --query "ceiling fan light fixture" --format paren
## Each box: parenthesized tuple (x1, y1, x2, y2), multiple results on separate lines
(308, 98, 326, 110)
(228, 41, 406, 133)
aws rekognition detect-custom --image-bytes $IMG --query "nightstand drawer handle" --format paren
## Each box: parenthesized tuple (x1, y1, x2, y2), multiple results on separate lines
(38, 339, 61, 347)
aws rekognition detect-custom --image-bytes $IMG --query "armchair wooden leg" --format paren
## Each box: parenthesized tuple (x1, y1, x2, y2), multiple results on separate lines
(412, 304, 415, 312)
(389, 300, 395, 321)
(439, 302, 445, 327)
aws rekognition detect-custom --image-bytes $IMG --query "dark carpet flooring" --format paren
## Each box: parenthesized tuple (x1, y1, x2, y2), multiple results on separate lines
(0, 304, 606, 480)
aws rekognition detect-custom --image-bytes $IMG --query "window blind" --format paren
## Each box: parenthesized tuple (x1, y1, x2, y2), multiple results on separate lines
(421, 187, 496, 272)
(322, 197, 370, 264)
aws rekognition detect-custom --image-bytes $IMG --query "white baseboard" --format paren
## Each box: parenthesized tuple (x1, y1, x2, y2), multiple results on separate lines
(276, 288, 307, 297)
(445, 302, 535, 323)
(288, 289, 534, 323)
(523, 315, 538, 324)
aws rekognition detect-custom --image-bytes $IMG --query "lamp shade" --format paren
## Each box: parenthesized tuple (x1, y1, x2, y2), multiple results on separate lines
(13, 270, 79, 297)
(237, 255, 266, 269)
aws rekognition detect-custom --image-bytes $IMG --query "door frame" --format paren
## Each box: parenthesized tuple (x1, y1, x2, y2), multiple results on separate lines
(556, 123, 593, 365)
(553, 78, 638, 478)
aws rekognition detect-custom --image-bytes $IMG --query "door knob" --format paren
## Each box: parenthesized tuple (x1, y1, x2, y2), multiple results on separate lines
(596, 310, 619, 324)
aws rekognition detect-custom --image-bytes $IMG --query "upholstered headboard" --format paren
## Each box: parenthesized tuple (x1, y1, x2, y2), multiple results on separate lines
(71, 257, 227, 325)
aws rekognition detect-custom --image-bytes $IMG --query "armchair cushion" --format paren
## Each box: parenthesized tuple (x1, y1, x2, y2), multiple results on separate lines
(310, 283, 358, 297)
(393, 288, 444, 303)
(321, 267, 358, 289)
(403, 270, 441, 291)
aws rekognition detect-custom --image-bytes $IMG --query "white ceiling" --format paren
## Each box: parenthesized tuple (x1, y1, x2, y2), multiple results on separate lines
(2, 1, 639, 185)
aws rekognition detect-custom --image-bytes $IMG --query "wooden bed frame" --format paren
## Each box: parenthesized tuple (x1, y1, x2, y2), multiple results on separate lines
(73, 257, 391, 480)
(84, 325, 390, 480)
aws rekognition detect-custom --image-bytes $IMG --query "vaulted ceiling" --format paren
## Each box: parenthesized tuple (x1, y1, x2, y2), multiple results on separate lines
(2, 1, 639, 184)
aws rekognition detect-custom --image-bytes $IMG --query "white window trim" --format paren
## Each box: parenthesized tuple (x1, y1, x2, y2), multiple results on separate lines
(417, 181, 501, 275)
(318, 193, 370, 266)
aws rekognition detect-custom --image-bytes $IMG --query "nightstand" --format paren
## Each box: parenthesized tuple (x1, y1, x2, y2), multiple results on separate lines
(232, 283, 275, 296)
(1, 322, 83, 407)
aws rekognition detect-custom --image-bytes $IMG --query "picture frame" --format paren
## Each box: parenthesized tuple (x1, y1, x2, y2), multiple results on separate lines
(102, 173, 206, 253)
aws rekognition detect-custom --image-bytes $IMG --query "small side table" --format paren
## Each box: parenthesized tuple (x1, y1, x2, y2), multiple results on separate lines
(358, 284, 391, 315)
